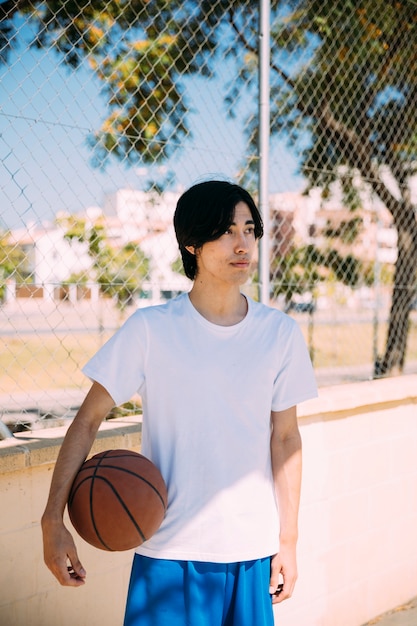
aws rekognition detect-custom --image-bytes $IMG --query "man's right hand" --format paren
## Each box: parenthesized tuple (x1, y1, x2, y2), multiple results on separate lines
(42, 518, 86, 587)
(40, 382, 115, 586)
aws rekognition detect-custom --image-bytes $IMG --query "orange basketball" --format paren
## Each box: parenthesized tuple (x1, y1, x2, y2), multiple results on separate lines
(68, 449, 167, 551)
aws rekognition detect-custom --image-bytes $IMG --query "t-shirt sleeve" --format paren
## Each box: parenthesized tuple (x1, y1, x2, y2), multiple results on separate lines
(82, 311, 147, 407)
(271, 319, 318, 411)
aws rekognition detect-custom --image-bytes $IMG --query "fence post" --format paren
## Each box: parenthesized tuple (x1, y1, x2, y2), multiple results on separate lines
(5, 279, 16, 304)
(258, 0, 270, 305)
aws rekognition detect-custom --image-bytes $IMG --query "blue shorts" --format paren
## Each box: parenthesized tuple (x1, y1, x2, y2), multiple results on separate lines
(123, 554, 274, 626)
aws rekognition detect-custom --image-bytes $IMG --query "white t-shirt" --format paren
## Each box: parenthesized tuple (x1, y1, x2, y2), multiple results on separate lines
(83, 293, 317, 562)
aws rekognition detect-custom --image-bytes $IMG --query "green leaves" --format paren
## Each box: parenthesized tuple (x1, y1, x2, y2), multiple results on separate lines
(0, 232, 27, 300)
(59, 215, 149, 309)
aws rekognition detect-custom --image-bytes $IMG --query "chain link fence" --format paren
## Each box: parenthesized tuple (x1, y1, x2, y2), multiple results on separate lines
(1, 0, 417, 435)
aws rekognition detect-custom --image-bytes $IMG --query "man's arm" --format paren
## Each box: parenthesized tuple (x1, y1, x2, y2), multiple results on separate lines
(269, 405, 302, 605)
(41, 381, 115, 587)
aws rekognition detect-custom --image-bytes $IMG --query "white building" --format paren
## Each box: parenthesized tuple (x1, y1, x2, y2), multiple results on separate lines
(7, 186, 400, 306)
(139, 225, 191, 303)
(103, 189, 180, 237)
(9, 223, 91, 288)
(7, 190, 189, 304)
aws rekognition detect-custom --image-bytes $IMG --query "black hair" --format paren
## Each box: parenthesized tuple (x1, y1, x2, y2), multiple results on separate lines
(173, 180, 264, 280)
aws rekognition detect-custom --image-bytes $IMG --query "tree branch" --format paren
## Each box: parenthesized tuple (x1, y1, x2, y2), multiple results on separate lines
(227, 7, 407, 221)
(0, 1, 32, 21)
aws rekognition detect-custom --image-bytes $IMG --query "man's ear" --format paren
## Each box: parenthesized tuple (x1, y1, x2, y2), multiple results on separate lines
(185, 245, 196, 255)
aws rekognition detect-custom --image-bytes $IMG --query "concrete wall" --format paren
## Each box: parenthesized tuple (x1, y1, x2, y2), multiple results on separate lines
(1, 376, 416, 626)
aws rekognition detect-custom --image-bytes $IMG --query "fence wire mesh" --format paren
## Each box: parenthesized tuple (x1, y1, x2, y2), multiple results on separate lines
(1, 0, 417, 434)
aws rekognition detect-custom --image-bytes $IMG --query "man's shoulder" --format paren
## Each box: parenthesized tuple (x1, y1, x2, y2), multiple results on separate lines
(249, 297, 296, 327)
(130, 292, 188, 322)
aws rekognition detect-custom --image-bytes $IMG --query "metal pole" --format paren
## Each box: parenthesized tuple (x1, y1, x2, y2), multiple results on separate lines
(258, 0, 270, 304)
(372, 197, 381, 371)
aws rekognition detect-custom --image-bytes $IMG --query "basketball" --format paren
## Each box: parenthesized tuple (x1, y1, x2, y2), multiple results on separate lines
(67, 449, 168, 551)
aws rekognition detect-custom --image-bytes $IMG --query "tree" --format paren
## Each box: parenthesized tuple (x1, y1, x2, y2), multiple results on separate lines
(0, 231, 27, 300)
(59, 215, 149, 309)
(3, 0, 417, 375)
(271, 243, 361, 305)
(227, 0, 417, 375)
(1, 0, 220, 165)
(235, 0, 417, 376)
(266, 1, 417, 376)
(98, 242, 150, 308)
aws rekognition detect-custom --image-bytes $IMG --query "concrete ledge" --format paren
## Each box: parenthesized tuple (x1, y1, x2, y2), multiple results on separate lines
(2, 374, 416, 473)
(298, 373, 417, 419)
(0, 415, 142, 474)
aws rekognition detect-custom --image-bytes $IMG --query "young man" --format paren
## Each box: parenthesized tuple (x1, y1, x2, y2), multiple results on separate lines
(42, 180, 317, 626)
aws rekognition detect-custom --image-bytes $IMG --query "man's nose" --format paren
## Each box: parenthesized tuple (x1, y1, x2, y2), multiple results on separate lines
(234, 232, 249, 252)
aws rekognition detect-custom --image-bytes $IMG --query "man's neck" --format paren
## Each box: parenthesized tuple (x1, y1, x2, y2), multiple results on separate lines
(188, 283, 248, 326)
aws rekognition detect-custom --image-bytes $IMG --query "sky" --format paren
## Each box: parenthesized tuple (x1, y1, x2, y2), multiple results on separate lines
(0, 17, 305, 230)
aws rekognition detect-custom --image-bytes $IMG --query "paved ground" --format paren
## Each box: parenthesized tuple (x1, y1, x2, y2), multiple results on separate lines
(362, 597, 417, 626)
